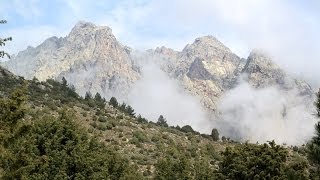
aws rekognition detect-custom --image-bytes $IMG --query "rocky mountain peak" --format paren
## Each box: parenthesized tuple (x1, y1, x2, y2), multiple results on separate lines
(182, 35, 232, 58)
(70, 21, 112, 35)
(67, 21, 117, 52)
(154, 46, 177, 57)
(2, 21, 313, 113)
(242, 49, 280, 74)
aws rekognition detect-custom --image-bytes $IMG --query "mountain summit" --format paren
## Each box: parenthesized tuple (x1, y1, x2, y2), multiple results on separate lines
(3, 21, 313, 111)
(3, 21, 139, 99)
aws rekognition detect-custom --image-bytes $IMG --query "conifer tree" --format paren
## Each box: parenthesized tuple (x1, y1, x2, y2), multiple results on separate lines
(211, 128, 219, 141)
(157, 115, 168, 127)
(0, 20, 12, 58)
(94, 92, 105, 108)
(85, 91, 92, 100)
(125, 105, 135, 116)
(316, 89, 320, 117)
(109, 97, 118, 108)
(308, 89, 320, 171)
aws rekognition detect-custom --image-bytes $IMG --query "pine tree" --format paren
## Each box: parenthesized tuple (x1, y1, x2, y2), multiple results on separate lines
(61, 77, 67, 88)
(120, 102, 126, 112)
(316, 89, 320, 117)
(125, 105, 135, 117)
(211, 128, 219, 141)
(85, 91, 92, 100)
(0, 20, 12, 58)
(157, 115, 168, 127)
(307, 89, 320, 175)
(109, 97, 118, 108)
(94, 92, 105, 108)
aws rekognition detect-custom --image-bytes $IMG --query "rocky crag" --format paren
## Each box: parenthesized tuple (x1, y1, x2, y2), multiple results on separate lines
(3, 21, 313, 111)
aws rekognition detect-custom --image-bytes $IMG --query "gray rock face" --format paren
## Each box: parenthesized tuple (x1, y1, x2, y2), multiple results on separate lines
(3, 21, 313, 112)
(3, 21, 140, 100)
(242, 50, 312, 96)
(146, 37, 312, 110)
(187, 58, 214, 80)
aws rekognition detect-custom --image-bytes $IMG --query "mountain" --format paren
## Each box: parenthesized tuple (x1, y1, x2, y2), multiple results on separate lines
(3, 21, 313, 112)
(3, 21, 140, 100)
(146, 37, 312, 110)
(0, 64, 315, 179)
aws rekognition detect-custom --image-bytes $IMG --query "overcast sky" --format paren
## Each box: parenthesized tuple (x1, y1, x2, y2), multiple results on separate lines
(1, 0, 320, 85)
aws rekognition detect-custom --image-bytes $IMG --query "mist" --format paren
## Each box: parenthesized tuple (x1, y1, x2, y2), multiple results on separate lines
(127, 63, 213, 133)
(127, 53, 318, 145)
(215, 80, 317, 145)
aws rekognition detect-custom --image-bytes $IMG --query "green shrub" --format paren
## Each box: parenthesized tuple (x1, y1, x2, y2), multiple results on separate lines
(133, 130, 148, 143)
(98, 116, 107, 122)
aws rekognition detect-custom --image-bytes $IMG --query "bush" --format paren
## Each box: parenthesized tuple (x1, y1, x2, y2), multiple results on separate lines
(133, 130, 148, 143)
(180, 125, 194, 133)
(98, 116, 107, 122)
(215, 141, 308, 179)
(154, 155, 192, 180)
(0, 102, 141, 179)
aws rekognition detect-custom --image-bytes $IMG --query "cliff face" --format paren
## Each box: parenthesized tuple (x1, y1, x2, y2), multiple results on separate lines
(3, 21, 313, 111)
(146, 36, 312, 110)
(4, 21, 140, 99)
(242, 50, 312, 96)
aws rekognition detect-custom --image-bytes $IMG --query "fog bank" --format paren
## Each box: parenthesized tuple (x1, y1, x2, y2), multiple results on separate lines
(215, 81, 317, 145)
(127, 63, 213, 133)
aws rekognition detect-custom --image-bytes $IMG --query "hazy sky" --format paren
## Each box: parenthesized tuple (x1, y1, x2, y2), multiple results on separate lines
(1, 0, 320, 85)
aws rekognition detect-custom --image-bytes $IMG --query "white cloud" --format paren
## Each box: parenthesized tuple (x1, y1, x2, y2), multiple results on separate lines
(215, 81, 317, 145)
(128, 63, 212, 133)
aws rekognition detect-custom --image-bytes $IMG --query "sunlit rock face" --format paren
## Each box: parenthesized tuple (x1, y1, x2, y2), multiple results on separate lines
(3, 21, 140, 100)
(147, 36, 312, 111)
(3, 21, 313, 111)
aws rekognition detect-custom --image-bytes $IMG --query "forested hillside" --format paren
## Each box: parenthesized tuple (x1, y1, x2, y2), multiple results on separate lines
(0, 66, 319, 179)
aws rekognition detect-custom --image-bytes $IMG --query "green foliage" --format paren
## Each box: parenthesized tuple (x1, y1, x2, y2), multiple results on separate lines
(194, 157, 215, 180)
(98, 115, 107, 122)
(0, 84, 27, 127)
(180, 125, 194, 133)
(284, 156, 309, 180)
(308, 122, 320, 165)
(154, 155, 192, 180)
(117, 102, 136, 117)
(39, 78, 79, 105)
(157, 115, 168, 127)
(109, 97, 118, 108)
(0, 86, 142, 179)
(61, 77, 67, 87)
(0, 20, 12, 58)
(133, 131, 148, 143)
(125, 105, 135, 117)
(211, 128, 219, 141)
(216, 141, 309, 179)
(119, 102, 126, 111)
(94, 92, 106, 109)
(221, 136, 227, 142)
(307, 89, 320, 177)
(136, 114, 148, 123)
(0, 63, 317, 179)
(316, 89, 320, 117)
(85, 91, 92, 100)
(155, 154, 215, 180)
